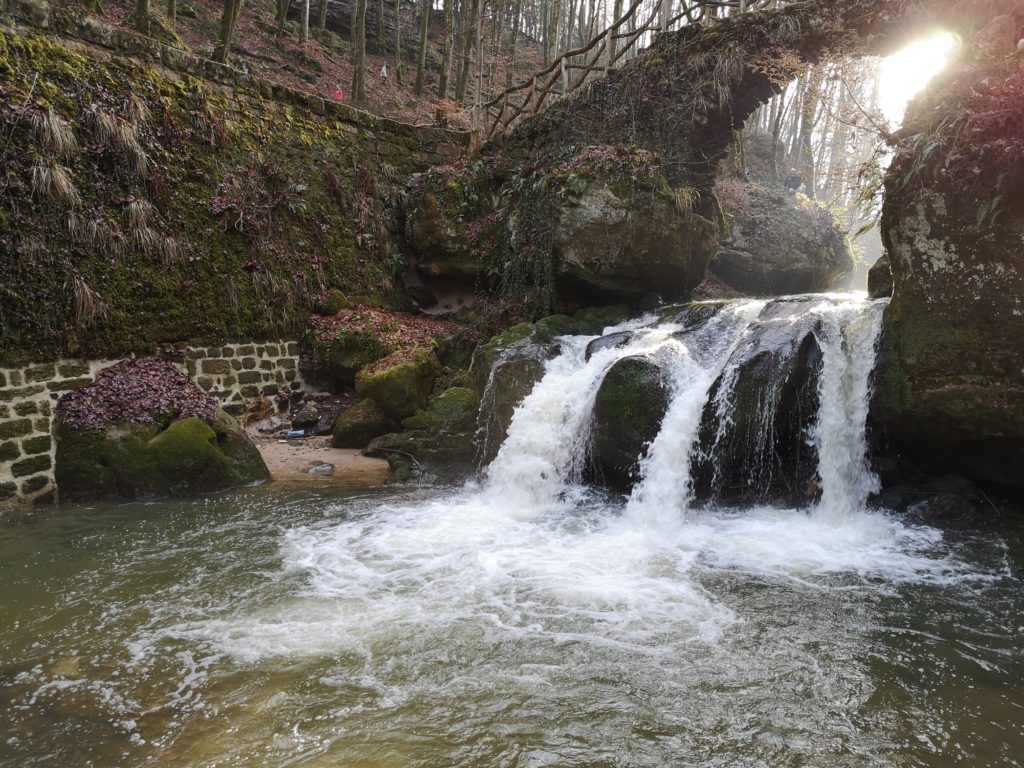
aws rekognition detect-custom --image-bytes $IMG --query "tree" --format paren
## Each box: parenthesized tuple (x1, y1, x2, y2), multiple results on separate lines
(438, 0, 454, 98)
(213, 0, 244, 64)
(415, 0, 431, 94)
(168, 0, 177, 26)
(395, 0, 404, 84)
(133, 0, 151, 34)
(300, 0, 310, 45)
(352, 0, 368, 102)
(318, 0, 328, 30)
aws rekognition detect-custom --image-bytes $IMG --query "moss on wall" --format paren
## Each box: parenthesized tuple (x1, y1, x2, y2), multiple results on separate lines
(0, 25, 465, 365)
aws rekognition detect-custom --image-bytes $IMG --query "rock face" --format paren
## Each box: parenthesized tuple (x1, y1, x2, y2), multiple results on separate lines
(867, 254, 893, 299)
(592, 356, 670, 488)
(549, 180, 719, 303)
(332, 399, 398, 448)
(54, 359, 268, 501)
(874, 46, 1024, 487)
(691, 307, 823, 505)
(408, 147, 719, 312)
(711, 179, 853, 295)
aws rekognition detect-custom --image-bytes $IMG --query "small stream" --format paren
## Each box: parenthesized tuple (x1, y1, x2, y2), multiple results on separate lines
(2, 294, 1023, 767)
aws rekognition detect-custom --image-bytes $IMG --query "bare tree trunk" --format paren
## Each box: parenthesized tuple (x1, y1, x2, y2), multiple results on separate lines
(415, 0, 430, 93)
(507, 0, 521, 87)
(438, 0, 454, 98)
(300, 0, 310, 45)
(455, 0, 477, 102)
(797, 67, 823, 198)
(318, 0, 328, 30)
(276, 0, 290, 37)
(474, 0, 484, 113)
(395, 0, 403, 84)
(213, 0, 244, 63)
(378, 0, 386, 49)
(167, 0, 177, 27)
(133, 0, 151, 34)
(352, 0, 368, 101)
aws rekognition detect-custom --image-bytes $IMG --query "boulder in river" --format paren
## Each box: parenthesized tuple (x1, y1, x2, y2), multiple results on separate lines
(592, 355, 671, 489)
(55, 358, 269, 501)
(874, 49, 1024, 487)
(711, 178, 852, 295)
(332, 399, 398, 449)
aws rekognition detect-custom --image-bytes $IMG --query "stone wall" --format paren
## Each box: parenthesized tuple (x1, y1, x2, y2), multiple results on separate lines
(0, 341, 307, 509)
(0, 4, 472, 365)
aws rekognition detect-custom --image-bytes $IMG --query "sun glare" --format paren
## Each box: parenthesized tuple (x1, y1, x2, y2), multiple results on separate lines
(878, 33, 959, 125)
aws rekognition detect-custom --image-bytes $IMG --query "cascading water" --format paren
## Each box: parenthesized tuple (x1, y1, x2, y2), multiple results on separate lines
(3, 293, 1019, 768)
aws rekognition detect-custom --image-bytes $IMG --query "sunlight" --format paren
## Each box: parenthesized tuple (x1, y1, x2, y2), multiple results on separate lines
(878, 33, 960, 125)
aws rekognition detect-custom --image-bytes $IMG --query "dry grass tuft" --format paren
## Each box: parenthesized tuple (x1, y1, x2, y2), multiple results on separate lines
(32, 109, 78, 159)
(124, 93, 152, 126)
(70, 274, 109, 329)
(32, 161, 81, 206)
(85, 106, 150, 178)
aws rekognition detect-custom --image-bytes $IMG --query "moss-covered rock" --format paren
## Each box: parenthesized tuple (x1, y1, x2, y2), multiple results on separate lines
(866, 254, 893, 299)
(355, 347, 443, 420)
(401, 385, 478, 432)
(55, 413, 268, 501)
(592, 356, 670, 489)
(874, 41, 1024, 487)
(710, 178, 852, 295)
(332, 399, 397, 448)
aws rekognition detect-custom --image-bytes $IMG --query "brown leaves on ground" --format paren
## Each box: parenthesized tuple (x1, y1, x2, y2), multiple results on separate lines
(309, 305, 456, 373)
(57, 357, 217, 431)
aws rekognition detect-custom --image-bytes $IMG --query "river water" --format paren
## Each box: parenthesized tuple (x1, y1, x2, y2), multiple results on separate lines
(2, 294, 1023, 767)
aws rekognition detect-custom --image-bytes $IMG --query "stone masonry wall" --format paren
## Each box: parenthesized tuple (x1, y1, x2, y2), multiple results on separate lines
(0, 341, 307, 510)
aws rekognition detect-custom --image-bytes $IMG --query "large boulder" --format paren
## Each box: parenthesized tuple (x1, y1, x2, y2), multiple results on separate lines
(332, 399, 398, 448)
(867, 254, 893, 299)
(355, 347, 443, 421)
(592, 356, 671, 489)
(874, 43, 1024, 487)
(548, 175, 719, 304)
(691, 309, 823, 506)
(711, 178, 853, 295)
(407, 147, 719, 311)
(55, 358, 268, 501)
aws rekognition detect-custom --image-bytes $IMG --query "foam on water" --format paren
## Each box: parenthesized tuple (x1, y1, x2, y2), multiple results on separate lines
(157, 294, 983, 665)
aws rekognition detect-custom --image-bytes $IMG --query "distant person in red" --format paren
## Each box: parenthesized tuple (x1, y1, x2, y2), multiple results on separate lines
(332, 85, 345, 101)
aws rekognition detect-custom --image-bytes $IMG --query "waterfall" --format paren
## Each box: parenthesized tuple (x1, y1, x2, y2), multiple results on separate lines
(481, 293, 889, 519)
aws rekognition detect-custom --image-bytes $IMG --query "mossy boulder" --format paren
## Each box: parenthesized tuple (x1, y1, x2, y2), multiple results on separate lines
(592, 356, 670, 489)
(332, 399, 397, 448)
(550, 174, 719, 304)
(355, 347, 443, 421)
(874, 49, 1024, 487)
(867, 253, 893, 299)
(402, 386, 478, 432)
(710, 179, 853, 295)
(55, 413, 268, 501)
(691, 317, 823, 506)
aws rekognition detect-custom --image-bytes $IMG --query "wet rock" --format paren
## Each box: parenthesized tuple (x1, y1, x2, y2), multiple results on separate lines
(585, 331, 632, 361)
(592, 356, 670, 489)
(402, 387, 478, 432)
(692, 312, 823, 506)
(867, 253, 893, 299)
(710, 180, 852, 295)
(332, 399, 398, 448)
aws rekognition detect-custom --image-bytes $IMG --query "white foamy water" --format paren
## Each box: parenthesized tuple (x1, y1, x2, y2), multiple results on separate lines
(4, 294, 1019, 767)
(165, 295, 977, 668)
